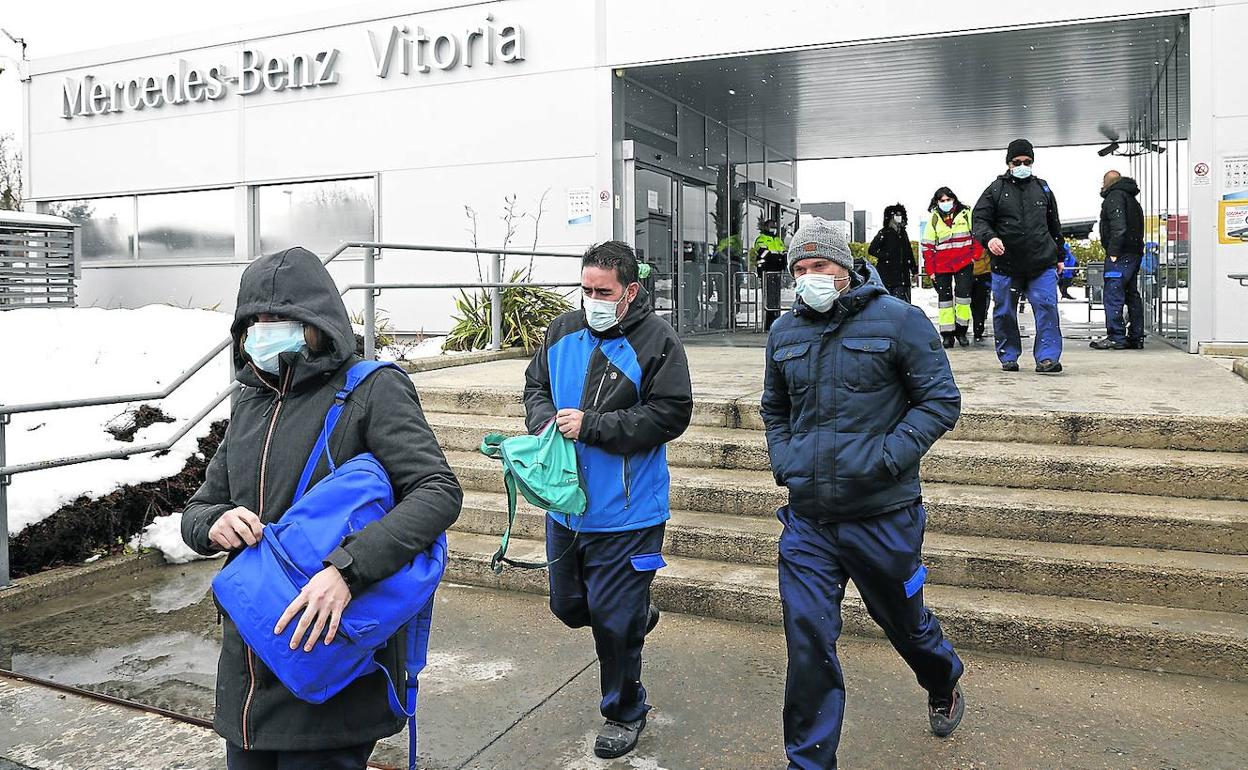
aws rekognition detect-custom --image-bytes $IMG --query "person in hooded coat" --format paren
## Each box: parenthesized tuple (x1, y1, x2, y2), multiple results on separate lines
(763, 220, 965, 770)
(181, 246, 462, 769)
(867, 203, 919, 303)
(1091, 170, 1146, 350)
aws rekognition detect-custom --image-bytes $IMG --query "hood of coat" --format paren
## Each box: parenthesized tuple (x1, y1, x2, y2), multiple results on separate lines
(882, 203, 908, 224)
(231, 246, 356, 389)
(1101, 176, 1140, 198)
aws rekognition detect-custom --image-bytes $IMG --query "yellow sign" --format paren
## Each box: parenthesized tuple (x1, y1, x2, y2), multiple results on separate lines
(1219, 200, 1248, 245)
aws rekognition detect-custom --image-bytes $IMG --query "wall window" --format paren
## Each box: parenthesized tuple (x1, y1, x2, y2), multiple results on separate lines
(138, 189, 234, 260)
(256, 178, 376, 257)
(44, 196, 134, 261)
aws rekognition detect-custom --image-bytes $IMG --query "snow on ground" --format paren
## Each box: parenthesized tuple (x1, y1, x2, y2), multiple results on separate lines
(1, 306, 234, 539)
(1, 307, 458, 563)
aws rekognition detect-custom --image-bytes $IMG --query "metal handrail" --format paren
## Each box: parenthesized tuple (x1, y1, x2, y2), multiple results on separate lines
(0, 239, 584, 586)
(1230, 273, 1248, 287)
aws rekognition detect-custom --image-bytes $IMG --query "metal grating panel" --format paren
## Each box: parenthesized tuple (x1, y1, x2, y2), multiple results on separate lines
(1, 223, 79, 310)
(626, 15, 1189, 160)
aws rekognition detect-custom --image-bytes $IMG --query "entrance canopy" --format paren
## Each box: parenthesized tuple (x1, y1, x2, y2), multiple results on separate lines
(625, 15, 1188, 160)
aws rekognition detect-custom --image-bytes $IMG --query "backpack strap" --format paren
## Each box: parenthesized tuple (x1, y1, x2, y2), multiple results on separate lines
(293, 360, 404, 503)
(375, 593, 436, 770)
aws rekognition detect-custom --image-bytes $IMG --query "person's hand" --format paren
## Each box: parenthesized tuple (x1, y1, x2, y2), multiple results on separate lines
(1109, 255, 1119, 262)
(556, 408, 584, 440)
(208, 506, 263, 551)
(988, 238, 1005, 256)
(274, 566, 352, 651)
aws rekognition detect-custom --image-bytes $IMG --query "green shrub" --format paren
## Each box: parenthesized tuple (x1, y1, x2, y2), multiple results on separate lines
(444, 268, 573, 352)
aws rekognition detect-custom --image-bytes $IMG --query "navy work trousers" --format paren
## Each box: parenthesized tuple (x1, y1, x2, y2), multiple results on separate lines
(1103, 253, 1145, 344)
(778, 504, 963, 770)
(992, 268, 1063, 364)
(547, 517, 666, 723)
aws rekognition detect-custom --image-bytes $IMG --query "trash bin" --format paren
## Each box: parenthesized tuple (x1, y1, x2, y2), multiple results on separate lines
(1085, 260, 1105, 306)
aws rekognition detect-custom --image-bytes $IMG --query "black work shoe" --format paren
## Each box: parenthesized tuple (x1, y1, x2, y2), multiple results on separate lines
(646, 604, 660, 635)
(942, 335, 955, 349)
(1001, 361, 1020, 372)
(955, 333, 970, 348)
(594, 715, 647, 759)
(1125, 339, 1145, 349)
(929, 684, 965, 738)
(1090, 338, 1126, 350)
(1036, 359, 1064, 374)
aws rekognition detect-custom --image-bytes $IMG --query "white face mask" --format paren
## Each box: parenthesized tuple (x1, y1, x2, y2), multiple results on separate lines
(244, 320, 307, 374)
(938, 201, 954, 213)
(1010, 165, 1033, 180)
(795, 273, 847, 313)
(584, 293, 629, 332)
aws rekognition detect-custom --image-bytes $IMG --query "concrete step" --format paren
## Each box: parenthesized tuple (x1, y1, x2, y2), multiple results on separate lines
(453, 490, 1248, 614)
(444, 531, 1248, 682)
(429, 414, 1248, 501)
(443, 450, 1248, 554)
(414, 384, 1248, 452)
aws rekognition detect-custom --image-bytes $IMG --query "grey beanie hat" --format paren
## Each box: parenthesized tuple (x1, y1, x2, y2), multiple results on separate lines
(787, 218, 854, 274)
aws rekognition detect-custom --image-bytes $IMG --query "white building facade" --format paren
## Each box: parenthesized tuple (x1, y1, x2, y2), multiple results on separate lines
(20, 0, 1248, 351)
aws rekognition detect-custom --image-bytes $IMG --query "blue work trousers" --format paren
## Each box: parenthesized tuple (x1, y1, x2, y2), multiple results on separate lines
(992, 269, 1063, 364)
(778, 504, 963, 770)
(547, 517, 666, 723)
(1103, 253, 1145, 344)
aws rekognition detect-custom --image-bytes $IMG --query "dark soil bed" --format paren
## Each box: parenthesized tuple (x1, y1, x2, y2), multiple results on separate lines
(8, 419, 228, 578)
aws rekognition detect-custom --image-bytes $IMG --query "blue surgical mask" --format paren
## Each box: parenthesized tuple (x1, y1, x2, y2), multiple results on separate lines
(938, 201, 954, 213)
(795, 273, 847, 313)
(584, 294, 629, 332)
(1010, 165, 1033, 180)
(244, 320, 307, 374)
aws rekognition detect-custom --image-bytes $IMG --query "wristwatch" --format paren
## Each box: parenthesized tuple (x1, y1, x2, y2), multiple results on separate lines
(324, 546, 360, 592)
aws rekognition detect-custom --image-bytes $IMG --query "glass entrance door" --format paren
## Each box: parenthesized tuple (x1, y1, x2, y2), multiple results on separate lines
(633, 168, 677, 327)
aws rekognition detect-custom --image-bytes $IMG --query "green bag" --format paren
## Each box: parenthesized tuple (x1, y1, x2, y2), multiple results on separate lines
(479, 420, 587, 573)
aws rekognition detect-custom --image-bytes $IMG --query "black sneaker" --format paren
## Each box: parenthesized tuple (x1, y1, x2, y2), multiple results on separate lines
(1090, 338, 1126, 350)
(929, 684, 965, 738)
(1036, 359, 1064, 374)
(646, 604, 660, 635)
(594, 715, 647, 759)
(1001, 361, 1020, 372)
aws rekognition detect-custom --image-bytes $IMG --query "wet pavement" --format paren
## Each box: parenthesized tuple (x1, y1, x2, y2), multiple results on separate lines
(3, 559, 1248, 769)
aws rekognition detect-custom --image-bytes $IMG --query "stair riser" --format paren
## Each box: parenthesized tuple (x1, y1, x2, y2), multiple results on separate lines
(418, 387, 1248, 453)
(445, 552, 1248, 682)
(451, 507, 1248, 614)
(434, 428, 1245, 500)
(450, 460, 1248, 550)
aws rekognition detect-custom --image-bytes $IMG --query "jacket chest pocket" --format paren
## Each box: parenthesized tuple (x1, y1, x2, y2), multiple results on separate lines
(841, 337, 893, 392)
(773, 342, 814, 394)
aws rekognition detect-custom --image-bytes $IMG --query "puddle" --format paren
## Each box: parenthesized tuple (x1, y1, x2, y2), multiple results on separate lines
(131, 567, 216, 614)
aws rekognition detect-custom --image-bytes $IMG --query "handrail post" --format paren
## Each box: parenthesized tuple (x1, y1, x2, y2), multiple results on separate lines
(364, 246, 377, 361)
(1, 409, 11, 589)
(489, 253, 503, 351)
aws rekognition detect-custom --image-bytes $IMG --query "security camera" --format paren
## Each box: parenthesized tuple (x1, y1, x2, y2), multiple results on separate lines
(1097, 142, 1120, 157)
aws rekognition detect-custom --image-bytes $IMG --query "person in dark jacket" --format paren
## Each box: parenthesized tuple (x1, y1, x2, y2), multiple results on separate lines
(1091, 170, 1146, 349)
(524, 240, 693, 760)
(763, 220, 965, 770)
(755, 218, 789, 330)
(867, 203, 919, 303)
(180, 247, 462, 769)
(972, 139, 1066, 373)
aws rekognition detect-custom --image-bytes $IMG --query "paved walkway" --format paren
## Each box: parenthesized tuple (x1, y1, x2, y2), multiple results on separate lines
(414, 335, 1248, 418)
(2, 560, 1246, 769)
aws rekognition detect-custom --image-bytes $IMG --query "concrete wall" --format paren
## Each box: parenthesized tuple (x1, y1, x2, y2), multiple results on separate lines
(23, 0, 611, 331)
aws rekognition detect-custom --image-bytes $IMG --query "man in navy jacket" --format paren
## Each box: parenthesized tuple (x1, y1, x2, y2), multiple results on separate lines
(524, 240, 693, 760)
(762, 220, 965, 770)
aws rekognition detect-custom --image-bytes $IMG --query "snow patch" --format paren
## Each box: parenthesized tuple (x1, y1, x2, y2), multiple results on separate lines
(0, 306, 233, 536)
(130, 511, 225, 566)
(558, 731, 672, 770)
(422, 651, 514, 690)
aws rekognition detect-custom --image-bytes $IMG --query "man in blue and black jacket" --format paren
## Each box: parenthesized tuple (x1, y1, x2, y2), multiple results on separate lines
(763, 220, 964, 770)
(523, 240, 693, 761)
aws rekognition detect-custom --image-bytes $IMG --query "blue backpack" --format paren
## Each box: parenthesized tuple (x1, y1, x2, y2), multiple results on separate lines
(212, 361, 447, 770)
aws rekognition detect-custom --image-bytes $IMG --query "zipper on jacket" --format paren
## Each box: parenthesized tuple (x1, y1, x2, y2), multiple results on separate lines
(623, 455, 631, 508)
(592, 366, 610, 408)
(241, 365, 292, 750)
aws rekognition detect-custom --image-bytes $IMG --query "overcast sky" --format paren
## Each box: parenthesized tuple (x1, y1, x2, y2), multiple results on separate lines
(1, 2, 1129, 226)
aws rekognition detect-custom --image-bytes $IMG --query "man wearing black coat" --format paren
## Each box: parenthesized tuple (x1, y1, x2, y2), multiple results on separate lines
(972, 139, 1066, 374)
(1091, 170, 1147, 350)
(868, 203, 919, 303)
